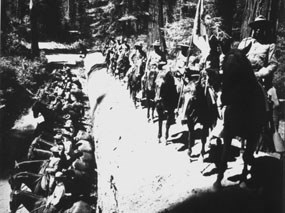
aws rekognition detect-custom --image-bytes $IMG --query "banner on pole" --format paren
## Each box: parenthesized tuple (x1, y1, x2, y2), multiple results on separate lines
(192, 0, 210, 57)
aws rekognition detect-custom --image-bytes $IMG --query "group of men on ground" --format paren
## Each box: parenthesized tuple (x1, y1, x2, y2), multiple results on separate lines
(14, 65, 95, 213)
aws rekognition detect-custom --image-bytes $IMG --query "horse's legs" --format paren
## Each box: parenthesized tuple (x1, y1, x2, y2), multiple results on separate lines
(200, 127, 208, 159)
(165, 110, 175, 140)
(214, 134, 232, 188)
(187, 122, 195, 158)
(151, 102, 155, 120)
(158, 112, 163, 140)
(147, 103, 150, 120)
(241, 132, 259, 182)
(133, 90, 137, 108)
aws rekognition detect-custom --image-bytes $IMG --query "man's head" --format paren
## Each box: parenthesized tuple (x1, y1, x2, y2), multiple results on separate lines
(249, 15, 270, 43)
(152, 40, 160, 51)
(178, 41, 190, 54)
(134, 41, 143, 50)
(203, 14, 212, 26)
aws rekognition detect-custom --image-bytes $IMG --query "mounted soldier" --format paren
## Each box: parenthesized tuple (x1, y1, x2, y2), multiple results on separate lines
(127, 41, 147, 106)
(44, 171, 66, 213)
(141, 40, 167, 120)
(238, 15, 280, 151)
(116, 37, 131, 79)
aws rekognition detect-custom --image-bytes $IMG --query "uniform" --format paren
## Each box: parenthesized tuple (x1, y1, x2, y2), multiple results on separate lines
(238, 37, 278, 90)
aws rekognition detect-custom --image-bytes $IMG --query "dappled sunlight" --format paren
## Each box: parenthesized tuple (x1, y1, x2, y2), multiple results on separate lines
(12, 108, 43, 131)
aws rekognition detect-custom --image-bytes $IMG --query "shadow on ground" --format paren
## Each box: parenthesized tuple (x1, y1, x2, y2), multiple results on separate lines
(160, 156, 282, 213)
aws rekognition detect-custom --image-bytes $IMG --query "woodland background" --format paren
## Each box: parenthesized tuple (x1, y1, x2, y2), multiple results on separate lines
(1, 0, 285, 131)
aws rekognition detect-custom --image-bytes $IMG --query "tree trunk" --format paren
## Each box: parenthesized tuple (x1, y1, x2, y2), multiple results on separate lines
(30, 0, 39, 57)
(1, 0, 8, 55)
(214, 0, 235, 36)
(240, 0, 280, 42)
(158, 0, 167, 54)
(148, 0, 159, 47)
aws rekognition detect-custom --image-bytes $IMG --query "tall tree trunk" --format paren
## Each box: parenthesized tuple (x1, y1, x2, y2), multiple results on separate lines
(1, 0, 9, 54)
(148, 0, 159, 47)
(158, 0, 167, 54)
(214, 0, 235, 36)
(240, 0, 280, 42)
(30, 0, 39, 57)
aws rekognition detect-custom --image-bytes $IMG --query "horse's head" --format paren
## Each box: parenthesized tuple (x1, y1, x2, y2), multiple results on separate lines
(221, 43, 260, 107)
(222, 43, 255, 86)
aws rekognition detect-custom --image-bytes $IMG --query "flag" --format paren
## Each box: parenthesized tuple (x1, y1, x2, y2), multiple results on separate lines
(29, 0, 33, 10)
(192, 0, 210, 57)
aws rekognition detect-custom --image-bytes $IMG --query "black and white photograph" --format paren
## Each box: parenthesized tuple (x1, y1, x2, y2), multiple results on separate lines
(1, 0, 285, 212)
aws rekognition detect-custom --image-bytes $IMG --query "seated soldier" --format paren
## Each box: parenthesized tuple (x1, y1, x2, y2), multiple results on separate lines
(44, 145, 65, 194)
(44, 171, 66, 213)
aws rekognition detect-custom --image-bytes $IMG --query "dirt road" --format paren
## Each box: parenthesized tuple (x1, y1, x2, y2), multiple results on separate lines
(85, 53, 281, 213)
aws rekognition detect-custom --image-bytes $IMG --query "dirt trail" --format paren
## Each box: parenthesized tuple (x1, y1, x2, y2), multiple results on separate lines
(85, 53, 280, 213)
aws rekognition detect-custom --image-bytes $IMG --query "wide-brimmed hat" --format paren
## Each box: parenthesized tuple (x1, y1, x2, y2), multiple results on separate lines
(249, 15, 270, 29)
(178, 41, 190, 48)
(134, 41, 143, 47)
(152, 40, 160, 46)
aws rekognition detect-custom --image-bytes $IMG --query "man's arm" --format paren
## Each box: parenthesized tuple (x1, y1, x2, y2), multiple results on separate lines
(255, 43, 278, 78)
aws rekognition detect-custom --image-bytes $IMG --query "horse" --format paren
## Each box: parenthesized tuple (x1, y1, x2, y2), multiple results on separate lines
(10, 190, 92, 213)
(184, 69, 219, 160)
(127, 60, 145, 107)
(9, 171, 48, 196)
(213, 44, 267, 188)
(142, 64, 159, 121)
(155, 70, 179, 140)
(115, 51, 130, 80)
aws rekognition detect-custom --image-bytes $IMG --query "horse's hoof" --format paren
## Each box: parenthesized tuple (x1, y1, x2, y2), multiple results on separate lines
(187, 150, 192, 158)
(239, 181, 248, 189)
(213, 181, 222, 191)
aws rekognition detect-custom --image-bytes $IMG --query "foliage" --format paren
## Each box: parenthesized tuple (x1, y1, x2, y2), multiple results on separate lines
(0, 54, 48, 93)
(0, 54, 49, 130)
(1, 17, 31, 56)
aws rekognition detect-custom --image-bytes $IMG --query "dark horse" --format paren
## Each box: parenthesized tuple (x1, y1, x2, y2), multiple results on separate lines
(185, 70, 219, 159)
(128, 60, 145, 107)
(214, 44, 267, 188)
(155, 70, 179, 140)
(9, 171, 48, 196)
(10, 190, 92, 213)
(143, 65, 158, 121)
(32, 101, 59, 136)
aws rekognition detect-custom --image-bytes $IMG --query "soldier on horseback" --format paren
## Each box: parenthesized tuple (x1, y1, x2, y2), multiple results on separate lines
(141, 40, 167, 121)
(126, 41, 147, 106)
(238, 15, 279, 151)
(44, 171, 66, 213)
(116, 37, 131, 79)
